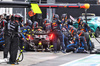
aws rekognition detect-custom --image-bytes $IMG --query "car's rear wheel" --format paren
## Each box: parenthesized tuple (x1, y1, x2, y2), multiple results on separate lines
(25, 43, 31, 51)
(95, 28, 100, 37)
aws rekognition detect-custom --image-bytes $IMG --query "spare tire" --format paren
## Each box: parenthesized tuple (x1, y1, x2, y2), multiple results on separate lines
(84, 32, 90, 50)
(95, 28, 99, 37)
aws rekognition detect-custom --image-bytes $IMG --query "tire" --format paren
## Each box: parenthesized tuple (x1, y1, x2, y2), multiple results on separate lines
(95, 28, 100, 37)
(25, 43, 34, 51)
(25, 43, 30, 51)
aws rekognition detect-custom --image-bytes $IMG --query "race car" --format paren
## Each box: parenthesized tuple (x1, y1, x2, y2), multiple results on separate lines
(22, 27, 55, 52)
(31, 28, 50, 51)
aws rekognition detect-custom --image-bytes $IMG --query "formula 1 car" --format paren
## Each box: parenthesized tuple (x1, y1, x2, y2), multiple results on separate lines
(31, 28, 50, 51)
(23, 27, 55, 52)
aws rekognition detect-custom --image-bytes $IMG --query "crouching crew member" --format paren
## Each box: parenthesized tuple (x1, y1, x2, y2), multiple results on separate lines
(66, 28, 80, 53)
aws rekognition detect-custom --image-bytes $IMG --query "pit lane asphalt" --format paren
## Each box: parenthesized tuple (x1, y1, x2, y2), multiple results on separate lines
(0, 38, 100, 66)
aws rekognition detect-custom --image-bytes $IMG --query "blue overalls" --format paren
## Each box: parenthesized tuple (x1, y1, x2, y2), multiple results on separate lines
(63, 25, 70, 47)
(78, 22, 90, 32)
(20, 26, 31, 49)
(51, 19, 65, 52)
(77, 31, 88, 52)
(66, 34, 79, 52)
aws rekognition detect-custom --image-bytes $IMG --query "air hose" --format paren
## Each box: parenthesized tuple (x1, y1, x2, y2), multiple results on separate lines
(16, 33, 26, 63)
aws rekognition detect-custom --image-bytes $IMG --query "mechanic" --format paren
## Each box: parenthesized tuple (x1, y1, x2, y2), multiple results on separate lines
(16, 13, 24, 27)
(32, 21, 38, 28)
(0, 14, 24, 64)
(63, 20, 75, 46)
(61, 14, 71, 47)
(51, 14, 65, 53)
(0, 14, 11, 63)
(16, 14, 25, 50)
(68, 25, 88, 53)
(61, 13, 73, 29)
(0, 14, 7, 30)
(61, 27, 70, 48)
(61, 14, 67, 25)
(27, 19, 33, 28)
(77, 30, 88, 53)
(24, 19, 32, 28)
(67, 25, 77, 42)
(20, 19, 32, 40)
(77, 18, 91, 32)
(21, 19, 32, 32)
(61, 13, 70, 33)
(20, 19, 32, 50)
(66, 27, 80, 53)
(77, 18, 94, 51)
(43, 18, 51, 32)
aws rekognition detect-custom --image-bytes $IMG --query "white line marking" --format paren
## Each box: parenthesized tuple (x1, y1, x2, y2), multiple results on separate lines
(59, 54, 96, 66)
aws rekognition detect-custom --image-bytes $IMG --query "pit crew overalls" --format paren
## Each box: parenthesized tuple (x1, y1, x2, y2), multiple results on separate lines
(51, 19, 65, 52)
(78, 22, 91, 32)
(77, 30, 88, 52)
(66, 34, 79, 52)
(4, 20, 22, 63)
(62, 24, 70, 47)
(43, 23, 51, 32)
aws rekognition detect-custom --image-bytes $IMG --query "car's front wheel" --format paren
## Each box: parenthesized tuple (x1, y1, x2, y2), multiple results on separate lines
(95, 28, 100, 37)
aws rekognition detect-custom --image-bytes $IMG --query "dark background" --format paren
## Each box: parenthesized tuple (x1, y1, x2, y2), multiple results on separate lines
(56, 0, 97, 4)
(13, 0, 100, 24)
(55, 0, 99, 18)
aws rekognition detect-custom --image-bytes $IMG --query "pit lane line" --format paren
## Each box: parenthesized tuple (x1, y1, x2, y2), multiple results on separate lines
(59, 54, 100, 66)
